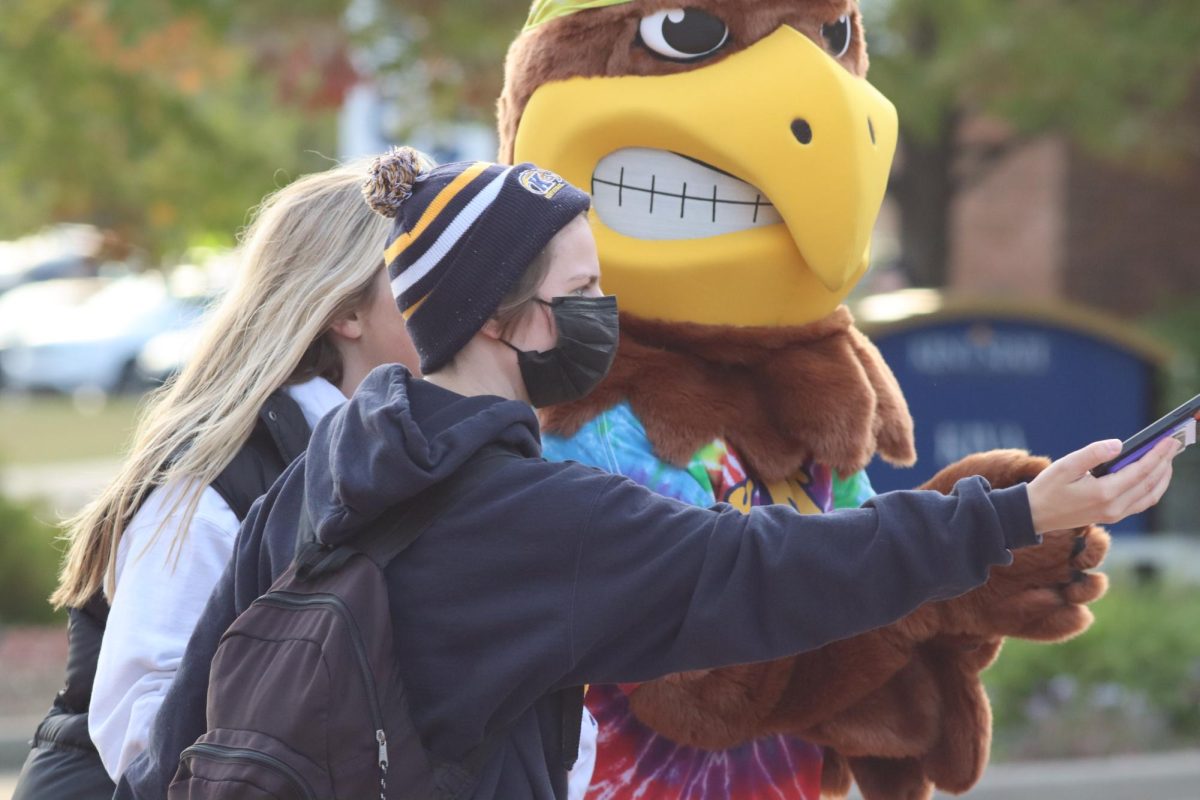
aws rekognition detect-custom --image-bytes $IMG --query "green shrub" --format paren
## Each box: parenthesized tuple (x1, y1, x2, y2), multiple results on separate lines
(1140, 297, 1200, 534)
(0, 490, 63, 624)
(984, 580, 1200, 758)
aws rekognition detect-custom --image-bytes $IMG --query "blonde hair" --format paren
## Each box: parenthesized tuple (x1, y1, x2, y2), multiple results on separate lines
(51, 160, 394, 609)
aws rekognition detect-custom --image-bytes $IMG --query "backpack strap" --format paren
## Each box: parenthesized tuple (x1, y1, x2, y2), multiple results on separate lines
(295, 444, 518, 579)
(290, 444, 580, 796)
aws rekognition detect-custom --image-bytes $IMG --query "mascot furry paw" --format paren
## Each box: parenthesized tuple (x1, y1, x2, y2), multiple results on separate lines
(621, 451, 1110, 799)
(501, 2, 1110, 797)
(775, 451, 1110, 798)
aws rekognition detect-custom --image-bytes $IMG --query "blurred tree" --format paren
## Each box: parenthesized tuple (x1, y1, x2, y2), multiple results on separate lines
(11, 0, 1195, 273)
(382, 0, 530, 122)
(0, 0, 351, 260)
(862, 0, 1200, 286)
(0, 0, 539, 258)
(384, 0, 1200, 288)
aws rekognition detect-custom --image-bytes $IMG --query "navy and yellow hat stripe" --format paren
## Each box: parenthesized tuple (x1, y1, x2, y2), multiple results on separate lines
(382, 156, 591, 375)
(389, 165, 514, 305)
(387, 166, 497, 284)
(401, 293, 430, 320)
(384, 161, 490, 265)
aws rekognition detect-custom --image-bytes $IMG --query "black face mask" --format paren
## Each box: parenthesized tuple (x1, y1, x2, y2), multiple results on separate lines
(502, 295, 619, 408)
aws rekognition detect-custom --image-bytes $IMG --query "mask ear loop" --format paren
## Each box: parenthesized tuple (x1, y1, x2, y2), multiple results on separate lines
(501, 297, 558, 354)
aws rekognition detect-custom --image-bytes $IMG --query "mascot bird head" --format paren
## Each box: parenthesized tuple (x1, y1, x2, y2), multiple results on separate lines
(499, 1, 897, 328)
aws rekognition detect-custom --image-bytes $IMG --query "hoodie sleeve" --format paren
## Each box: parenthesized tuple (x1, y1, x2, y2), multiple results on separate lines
(560, 473, 1037, 687)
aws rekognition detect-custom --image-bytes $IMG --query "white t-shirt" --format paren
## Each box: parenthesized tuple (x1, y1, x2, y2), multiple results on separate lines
(88, 376, 599, 797)
(90, 377, 345, 780)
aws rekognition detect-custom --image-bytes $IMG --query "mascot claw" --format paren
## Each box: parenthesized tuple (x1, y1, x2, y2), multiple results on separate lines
(911, 449, 1112, 645)
(778, 449, 1111, 799)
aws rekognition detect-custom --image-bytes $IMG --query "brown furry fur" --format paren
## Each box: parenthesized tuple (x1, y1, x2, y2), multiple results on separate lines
(541, 308, 916, 481)
(821, 748, 854, 797)
(626, 660, 795, 751)
(901, 451, 1110, 644)
(504, 3, 1111, 797)
(621, 450, 1109, 799)
(499, 0, 869, 161)
(785, 451, 1108, 798)
(804, 636, 1002, 798)
(846, 756, 934, 800)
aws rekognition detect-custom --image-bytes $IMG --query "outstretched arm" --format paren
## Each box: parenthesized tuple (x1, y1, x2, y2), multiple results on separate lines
(561, 471, 1035, 688)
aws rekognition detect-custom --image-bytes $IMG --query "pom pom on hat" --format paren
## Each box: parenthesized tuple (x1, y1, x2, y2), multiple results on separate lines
(362, 146, 434, 219)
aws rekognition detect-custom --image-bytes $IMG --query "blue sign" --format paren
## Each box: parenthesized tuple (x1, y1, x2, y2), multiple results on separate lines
(865, 312, 1163, 533)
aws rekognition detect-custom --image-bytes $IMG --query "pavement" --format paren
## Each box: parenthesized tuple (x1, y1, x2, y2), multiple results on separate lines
(852, 750, 1200, 800)
(2, 750, 1199, 799)
(1, 457, 120, 517)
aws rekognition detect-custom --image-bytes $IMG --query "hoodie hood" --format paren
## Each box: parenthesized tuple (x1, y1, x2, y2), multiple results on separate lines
(304, 364, 542, 546)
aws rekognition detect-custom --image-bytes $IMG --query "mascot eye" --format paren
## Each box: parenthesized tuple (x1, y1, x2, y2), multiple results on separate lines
(821, 14, 853, 58)
(638, 8, 729, 62)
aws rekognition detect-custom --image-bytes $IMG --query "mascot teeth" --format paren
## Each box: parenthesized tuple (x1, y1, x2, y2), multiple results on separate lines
(591, 147, 783, 240)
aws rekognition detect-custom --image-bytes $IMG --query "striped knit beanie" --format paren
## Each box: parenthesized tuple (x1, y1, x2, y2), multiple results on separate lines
(363, 147, 591, 374)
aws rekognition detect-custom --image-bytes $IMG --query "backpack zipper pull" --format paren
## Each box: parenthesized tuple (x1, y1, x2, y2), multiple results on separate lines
(376, 728, 389, 769)
(377, 729, 389, 800)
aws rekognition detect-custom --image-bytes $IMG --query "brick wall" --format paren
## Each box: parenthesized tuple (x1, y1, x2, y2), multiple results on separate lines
(1065, 148, 1200, 317)
(948, 107, 1200, 317)
(949, 137, 1068, 301)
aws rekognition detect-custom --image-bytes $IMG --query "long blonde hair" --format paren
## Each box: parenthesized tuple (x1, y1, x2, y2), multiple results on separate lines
(51, 160, 393, 609)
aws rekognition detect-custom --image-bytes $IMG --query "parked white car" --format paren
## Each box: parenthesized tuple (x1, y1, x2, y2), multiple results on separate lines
(0, 274, 207, 394)
(0, 223, 104, 295)
(135, 323, 205, 385)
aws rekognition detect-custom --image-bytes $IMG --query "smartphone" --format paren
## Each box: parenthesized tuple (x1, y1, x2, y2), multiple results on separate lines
(1092, 393, 1200, 477)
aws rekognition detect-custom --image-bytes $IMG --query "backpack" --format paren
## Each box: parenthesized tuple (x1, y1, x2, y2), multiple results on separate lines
(168, 446, 533, 800)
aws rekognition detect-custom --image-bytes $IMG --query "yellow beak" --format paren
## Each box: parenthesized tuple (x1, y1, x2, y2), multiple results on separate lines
(514, 25, 898, 325)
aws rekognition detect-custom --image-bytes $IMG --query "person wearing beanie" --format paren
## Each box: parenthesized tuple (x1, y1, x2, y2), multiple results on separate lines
(364, 149, 593, 378)
(149, 146, 1177, 800)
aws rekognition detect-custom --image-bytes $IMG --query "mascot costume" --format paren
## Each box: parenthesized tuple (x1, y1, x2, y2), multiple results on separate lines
(498, 2, 1111, 797)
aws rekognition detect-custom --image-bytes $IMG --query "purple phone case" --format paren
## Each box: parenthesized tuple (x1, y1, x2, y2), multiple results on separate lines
(1106, 422, 1189, 474)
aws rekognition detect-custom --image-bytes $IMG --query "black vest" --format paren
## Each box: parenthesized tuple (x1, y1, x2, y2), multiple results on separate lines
(26, 391, 311, 759)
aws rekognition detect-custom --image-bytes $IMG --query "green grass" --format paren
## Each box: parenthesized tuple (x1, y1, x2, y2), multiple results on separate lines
(0, 491, 63, 624)
(985, 580, 1200, 759)
(0, 394, 141, 465)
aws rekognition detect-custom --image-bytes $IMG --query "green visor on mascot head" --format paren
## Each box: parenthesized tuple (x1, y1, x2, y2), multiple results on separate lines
(502, 0, 898, 329)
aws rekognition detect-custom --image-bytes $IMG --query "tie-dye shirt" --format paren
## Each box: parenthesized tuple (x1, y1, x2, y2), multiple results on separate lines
(543, 401, 875, 800)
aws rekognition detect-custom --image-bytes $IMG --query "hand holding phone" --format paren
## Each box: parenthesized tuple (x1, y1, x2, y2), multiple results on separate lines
(1028, 436, 1179, 534)
(1091, 393, 1200, 477)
